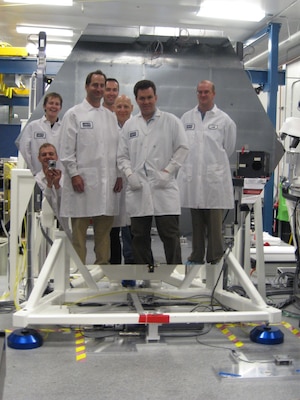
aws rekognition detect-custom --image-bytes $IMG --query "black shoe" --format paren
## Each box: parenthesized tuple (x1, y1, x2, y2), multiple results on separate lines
(210, 258, 222, 265)
(121, 280, 136, 287)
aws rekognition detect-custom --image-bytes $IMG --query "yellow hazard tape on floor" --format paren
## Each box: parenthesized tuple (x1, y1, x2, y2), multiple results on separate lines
(75, 330, 87, 362)
(6, 327, 86, 361)
(281, 321, 300, 337)
(215, 323, 244, 347)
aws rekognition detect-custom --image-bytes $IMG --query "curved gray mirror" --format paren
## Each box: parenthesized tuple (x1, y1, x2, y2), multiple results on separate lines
(16, 25, 284, 267)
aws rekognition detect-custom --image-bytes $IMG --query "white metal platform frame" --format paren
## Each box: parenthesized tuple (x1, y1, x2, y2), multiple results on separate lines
(9, 169, 281, 341)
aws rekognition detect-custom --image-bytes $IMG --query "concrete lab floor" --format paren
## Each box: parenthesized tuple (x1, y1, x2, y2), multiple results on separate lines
(1, 234, 300, 400)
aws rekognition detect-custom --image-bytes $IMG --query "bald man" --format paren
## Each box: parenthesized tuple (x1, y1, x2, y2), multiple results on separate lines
(115, 95, 133, 127)
(178, 80, 236, 266)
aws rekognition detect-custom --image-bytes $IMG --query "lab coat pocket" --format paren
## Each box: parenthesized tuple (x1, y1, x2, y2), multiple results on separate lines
(154, 170, 171, 188)
(80, 167, 99, 190)
(206, 164, 224, 184)
(128, 173, 142, 191)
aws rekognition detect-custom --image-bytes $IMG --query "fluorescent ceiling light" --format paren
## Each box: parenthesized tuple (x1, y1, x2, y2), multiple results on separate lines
(140, 26, 180, 37)
(16, 25, 73, 37)
(4, 0, 72, 5)
(26, 42, 72, 59)
(197, 1, 265, 22)
(46, 44, 72, 59)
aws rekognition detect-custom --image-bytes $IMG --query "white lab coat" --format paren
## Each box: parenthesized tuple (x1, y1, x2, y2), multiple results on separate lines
(117, 108, 189, 217)
(19, 115, 62, 175)
(112, 120, 129, 228)
(59, 99, 120, 218)
(177, 105, 236, 209)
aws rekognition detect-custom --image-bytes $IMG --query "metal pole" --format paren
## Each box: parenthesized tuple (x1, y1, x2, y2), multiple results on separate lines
(263, 23, 281, 234)
(26, 31, 47, 298)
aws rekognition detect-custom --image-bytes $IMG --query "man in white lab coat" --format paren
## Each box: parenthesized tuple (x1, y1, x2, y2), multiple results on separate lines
(177, 80, 236, 265)
(117, 80, 189, 265)
(35, 142, 62, 218)
(59, 70, 121, 265)
(35, 142, 70, 236)
(18, 92, 63, 175)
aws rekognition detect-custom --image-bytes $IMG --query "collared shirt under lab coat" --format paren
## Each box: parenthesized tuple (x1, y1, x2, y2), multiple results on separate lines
(35, 170, 71, 236)
(59, 99, 120, 218)
(117, 108, 189, 217)
(35, 170, 63, 217)
(177, 104, 236, 209)
(19, 115, 62, 175)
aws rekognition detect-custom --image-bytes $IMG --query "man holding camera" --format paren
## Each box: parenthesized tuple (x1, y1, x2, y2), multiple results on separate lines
(36, 143, 71, 236)
(35, 143, 71, 235)
(36, 143, 62, 198)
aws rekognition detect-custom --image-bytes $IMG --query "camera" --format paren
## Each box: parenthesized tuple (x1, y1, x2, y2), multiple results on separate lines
(48, 160, 56, 170)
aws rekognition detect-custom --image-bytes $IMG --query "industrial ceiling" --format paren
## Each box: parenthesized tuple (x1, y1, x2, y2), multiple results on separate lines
(0, 0, 300, 70)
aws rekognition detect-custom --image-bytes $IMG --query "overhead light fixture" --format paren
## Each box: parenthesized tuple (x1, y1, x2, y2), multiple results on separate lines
(197, 1, 265, 22)
(26, 42, 72, 59)
(46, 44, 72, 59)
(16, 25, 73, 37)
(140, 26, 180, 37)
(4, 0, 72, 5)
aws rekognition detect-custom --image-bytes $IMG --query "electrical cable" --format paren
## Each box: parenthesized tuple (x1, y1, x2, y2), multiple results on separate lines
(196, 331, 234, 351)
(68, 289, 215, 308)
(160, 327, 207, 338)
(210, 247, 232, 311)
(0, 300, 15, 313)
(242, 45, 255, 62)
(80, 329, 119, 340)
(12, 216, 28, 310)
(282, 309, 300, 319)
(0, 219, 9, 238)
(38, 216, 53, 246)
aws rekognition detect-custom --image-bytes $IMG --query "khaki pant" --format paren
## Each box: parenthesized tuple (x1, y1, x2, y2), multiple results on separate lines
(71, 215, 114, 265)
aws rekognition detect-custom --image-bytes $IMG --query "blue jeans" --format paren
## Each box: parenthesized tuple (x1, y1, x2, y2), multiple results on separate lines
(121, 225, 134, 264)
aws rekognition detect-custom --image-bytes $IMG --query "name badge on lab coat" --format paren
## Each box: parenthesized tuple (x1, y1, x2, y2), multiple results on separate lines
(208, 124, 218, 130)
(185, 123, 195, 130)
(80, 121, 93, 129)
(34, 132, 46, 139)
(129, 130, 139, 139)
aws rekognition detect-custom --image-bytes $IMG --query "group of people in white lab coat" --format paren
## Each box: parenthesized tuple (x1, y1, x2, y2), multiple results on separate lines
(18, 71, 237, 274)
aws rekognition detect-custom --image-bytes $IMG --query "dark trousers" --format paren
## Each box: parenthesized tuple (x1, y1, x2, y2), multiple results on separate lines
(121, 225, 135, 264)
(189, 208, 224, 264)
(131, 215, 182, 265)
(110, 227, 121, 264)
